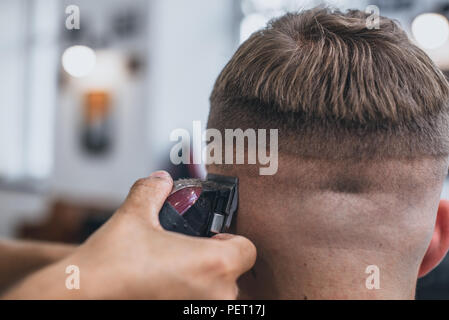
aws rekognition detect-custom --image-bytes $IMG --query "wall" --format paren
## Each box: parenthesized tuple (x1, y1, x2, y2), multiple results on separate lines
(0, 0, 238, 238)
(147, 0, 238, 169)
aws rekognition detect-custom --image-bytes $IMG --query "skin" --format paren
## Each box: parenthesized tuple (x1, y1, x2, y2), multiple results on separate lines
(3, 161, 449, 300)
(208, 155, 449, 300)
(0, 240, 75, 294)
(1, 171, 257, 300)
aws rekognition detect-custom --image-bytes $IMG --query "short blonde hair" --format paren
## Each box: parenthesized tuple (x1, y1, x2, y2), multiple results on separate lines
(208, 8, 449, 160)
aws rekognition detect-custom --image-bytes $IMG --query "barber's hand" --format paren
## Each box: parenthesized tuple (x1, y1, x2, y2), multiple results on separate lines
(4, 171, 256, 300)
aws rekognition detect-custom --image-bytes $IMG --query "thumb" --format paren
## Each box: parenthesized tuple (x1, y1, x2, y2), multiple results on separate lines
(212, 234, 257, 277)
(120, 171, 173, 228)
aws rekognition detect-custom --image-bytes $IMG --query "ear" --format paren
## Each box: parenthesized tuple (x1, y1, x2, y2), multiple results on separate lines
(418, 200, 449, 278)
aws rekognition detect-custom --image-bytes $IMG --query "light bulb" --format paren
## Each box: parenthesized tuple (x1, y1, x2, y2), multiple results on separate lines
(412, 13, 449, 50)
(62, 45, 96, 78)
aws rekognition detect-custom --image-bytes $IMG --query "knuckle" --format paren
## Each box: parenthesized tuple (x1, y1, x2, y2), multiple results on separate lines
(207, 253, 234, 276)
(130, 178, 150, 193)
(129, 176, 172, 197)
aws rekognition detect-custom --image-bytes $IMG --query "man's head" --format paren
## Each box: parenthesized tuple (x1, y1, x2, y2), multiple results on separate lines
(207, 8, 449, 299)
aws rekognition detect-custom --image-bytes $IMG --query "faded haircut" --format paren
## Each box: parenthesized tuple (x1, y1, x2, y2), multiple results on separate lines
(208, 8, 449, 161)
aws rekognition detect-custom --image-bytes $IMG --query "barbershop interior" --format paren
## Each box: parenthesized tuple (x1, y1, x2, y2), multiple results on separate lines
(1, 0, 449, 299)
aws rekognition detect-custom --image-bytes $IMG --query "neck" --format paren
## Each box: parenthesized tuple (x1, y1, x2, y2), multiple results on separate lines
(230, 177, 427, 300)
(208, 158, 440, 300)
(237, 245, 417, 300)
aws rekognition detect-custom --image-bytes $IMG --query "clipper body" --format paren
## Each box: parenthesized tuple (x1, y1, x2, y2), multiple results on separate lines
(159, 174, 238, 237)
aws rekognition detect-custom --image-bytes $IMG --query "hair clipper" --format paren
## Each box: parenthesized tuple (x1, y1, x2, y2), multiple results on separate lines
(158, 174, 238, 237)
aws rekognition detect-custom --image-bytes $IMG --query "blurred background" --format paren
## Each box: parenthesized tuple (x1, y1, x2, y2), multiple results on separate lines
(0, 0, 449, 299)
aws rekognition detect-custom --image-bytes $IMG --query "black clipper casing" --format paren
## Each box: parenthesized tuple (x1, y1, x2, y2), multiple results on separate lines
(159, 174, 238, 237)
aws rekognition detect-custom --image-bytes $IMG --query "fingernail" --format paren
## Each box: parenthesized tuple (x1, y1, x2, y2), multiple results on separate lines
(213, 233, 234, 240)
(150, 171, 171, 179)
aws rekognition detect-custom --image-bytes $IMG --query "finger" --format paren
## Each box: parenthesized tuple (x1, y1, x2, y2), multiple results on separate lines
(120, 171, 173, 227)
(212, 234, 257, 277)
